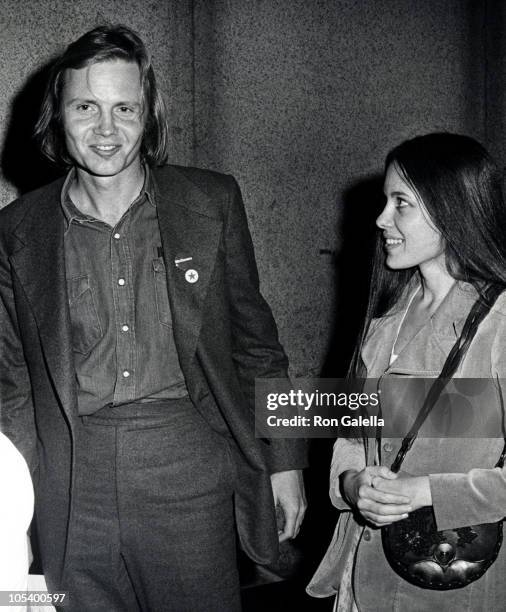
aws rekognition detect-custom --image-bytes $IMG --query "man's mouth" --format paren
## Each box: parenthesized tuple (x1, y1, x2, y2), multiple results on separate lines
(90, 144, 121, 154)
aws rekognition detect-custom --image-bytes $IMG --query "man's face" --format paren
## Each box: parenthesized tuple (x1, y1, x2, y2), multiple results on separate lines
(61, 59, 145, 178)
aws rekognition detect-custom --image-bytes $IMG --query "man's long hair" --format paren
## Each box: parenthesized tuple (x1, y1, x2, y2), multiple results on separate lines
(34, 24, 170, 167)
(350, 132, 506, 375)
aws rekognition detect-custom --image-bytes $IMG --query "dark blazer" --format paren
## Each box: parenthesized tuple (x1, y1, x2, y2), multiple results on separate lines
(0, 165, 307, 590)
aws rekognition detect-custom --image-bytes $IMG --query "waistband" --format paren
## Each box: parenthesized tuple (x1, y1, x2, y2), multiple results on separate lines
(81, 397, 195, 423)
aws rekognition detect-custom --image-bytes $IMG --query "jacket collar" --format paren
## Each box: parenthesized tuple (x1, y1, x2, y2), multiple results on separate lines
(361, 280, 478, 376)
(430, 280, 478, 336)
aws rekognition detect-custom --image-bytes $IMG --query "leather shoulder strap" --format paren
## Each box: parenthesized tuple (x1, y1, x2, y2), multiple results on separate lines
(390, 284, 505, 473)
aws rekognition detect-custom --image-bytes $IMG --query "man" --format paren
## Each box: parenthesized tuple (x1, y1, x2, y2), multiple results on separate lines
(0, 25, 307, 612)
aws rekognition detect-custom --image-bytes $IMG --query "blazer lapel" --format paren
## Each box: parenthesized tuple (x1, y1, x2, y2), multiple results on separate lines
(368, 281, 478, 377)
(154, 166, 223, 371)
(9, 180, 77, 418)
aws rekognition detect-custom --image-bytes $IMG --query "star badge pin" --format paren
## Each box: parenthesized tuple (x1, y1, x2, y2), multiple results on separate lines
(185, 269, 199, 283)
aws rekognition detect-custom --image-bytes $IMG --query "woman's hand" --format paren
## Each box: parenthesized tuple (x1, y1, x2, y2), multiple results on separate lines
(371, 472, 432, 512)
(340, 466, 412, 527)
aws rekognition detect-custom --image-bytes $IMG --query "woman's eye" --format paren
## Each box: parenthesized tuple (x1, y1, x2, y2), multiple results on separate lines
(76, 104, 92, 112)
(117, 106, 134, 115)
(395, 198, 408, 209)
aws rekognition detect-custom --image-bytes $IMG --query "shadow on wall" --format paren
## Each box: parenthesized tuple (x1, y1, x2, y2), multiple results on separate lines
(261, 175, 386, 609)
(321, 175, 385, 377)
(241, 176, 386, 610)
(2, 60, 63, 195)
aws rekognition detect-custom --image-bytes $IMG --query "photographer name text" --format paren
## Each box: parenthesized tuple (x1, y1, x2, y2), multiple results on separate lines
(266, 414, 384, 427)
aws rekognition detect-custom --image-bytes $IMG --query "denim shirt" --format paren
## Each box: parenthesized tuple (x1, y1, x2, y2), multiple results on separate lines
(62, 168, 188, 415)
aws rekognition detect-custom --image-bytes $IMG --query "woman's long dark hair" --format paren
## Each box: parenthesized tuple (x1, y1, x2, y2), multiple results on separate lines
(350, 132, 506, 375)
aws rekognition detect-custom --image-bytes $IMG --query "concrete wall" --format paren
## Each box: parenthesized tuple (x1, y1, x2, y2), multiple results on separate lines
(484, 0, 506, 164)
(0, 0, 495, 377)
(192, 0, 487, 376)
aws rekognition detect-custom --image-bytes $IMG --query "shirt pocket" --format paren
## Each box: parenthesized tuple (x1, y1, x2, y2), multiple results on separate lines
(67, 275, 104, 354)
(152, 258, 172, 327)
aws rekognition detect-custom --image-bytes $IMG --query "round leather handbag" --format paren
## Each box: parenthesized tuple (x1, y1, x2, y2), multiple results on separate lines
(382, 506, 503, 590)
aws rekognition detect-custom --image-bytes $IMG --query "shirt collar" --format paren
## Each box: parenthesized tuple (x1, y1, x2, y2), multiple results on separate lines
(60, 164, 156, 229)
(143, 165, 156, 208)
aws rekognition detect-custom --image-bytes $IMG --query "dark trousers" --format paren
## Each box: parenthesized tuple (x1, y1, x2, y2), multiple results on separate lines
(62, 399, 240, 612)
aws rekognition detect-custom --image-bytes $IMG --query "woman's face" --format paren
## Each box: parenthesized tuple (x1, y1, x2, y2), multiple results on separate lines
(377, 163, 445, 274)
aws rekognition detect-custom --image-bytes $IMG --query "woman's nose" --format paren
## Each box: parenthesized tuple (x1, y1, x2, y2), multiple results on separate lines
(376, 203, 393, 230)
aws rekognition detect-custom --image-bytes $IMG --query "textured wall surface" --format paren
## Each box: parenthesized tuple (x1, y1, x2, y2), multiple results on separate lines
(484, 0, 506, 164)
(192, 0, 487, 377)
(0, 1, 491, 377)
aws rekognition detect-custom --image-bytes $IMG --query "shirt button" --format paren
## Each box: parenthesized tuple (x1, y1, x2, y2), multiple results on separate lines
(121, 324, 129, 332)
(122, 370, 130, 378)
(113, 233, 121, 240)
(363, 530, 371, 542)
(118, 278, 126, 286)
(383, 442, 393, 452)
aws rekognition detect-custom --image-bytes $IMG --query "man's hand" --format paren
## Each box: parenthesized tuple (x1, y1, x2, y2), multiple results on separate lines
(271, 470, 307, 542)
(341, 466, 412, 527)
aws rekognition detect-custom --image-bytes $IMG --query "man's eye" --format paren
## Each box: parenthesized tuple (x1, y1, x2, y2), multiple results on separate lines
(117, 106, 134, 115)
(76, 104, 92, 112)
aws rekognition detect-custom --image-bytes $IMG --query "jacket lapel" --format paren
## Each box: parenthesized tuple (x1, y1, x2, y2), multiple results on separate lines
(153, 166, 223, 371)
(363, 281, 478, 377)
(9, 180, 77, 418)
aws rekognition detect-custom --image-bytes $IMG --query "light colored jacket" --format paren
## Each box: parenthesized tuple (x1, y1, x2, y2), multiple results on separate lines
(308, 281, 506, 611)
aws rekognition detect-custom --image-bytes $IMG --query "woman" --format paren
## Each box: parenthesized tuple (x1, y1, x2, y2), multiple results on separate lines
(308, 133, 506, 611)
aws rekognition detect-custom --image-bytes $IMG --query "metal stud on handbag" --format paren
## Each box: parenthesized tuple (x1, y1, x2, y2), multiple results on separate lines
(381, 284, 506, 590)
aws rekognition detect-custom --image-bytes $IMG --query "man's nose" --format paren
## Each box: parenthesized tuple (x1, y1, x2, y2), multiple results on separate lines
(94, 110, 116, 136)
(376, 203, 393, 229)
